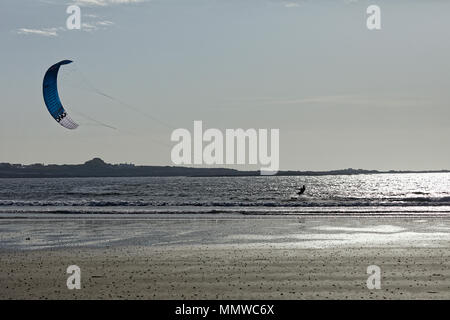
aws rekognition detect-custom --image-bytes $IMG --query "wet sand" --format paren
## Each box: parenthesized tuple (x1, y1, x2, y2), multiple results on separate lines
(1, 216, 450, 299)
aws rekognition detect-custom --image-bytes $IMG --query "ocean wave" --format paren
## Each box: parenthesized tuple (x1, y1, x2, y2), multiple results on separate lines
(1, 208, 450, 216)
(398, 196, 450, 203)
(1, 196, 450, 208)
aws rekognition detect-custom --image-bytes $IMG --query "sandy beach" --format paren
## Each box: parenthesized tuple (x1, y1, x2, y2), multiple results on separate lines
(1, 215, 450, 299)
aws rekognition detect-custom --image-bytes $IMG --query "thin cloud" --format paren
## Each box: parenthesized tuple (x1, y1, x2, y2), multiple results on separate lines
(81, 20, 115, 32)
(16, 28, 59, 37)
(16, 19, 114, 36)
(81, 22, 97, 32)
(15, 0, 138, 37)
(284, 2, 300, 8)
(72, 0, 147, 6)
(96, 20, 114, 26)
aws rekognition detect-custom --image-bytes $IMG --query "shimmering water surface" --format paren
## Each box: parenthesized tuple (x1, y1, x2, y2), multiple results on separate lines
(1, 173, 449, 216)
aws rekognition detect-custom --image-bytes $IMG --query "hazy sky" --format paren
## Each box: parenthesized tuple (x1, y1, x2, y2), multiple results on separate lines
(1, 0, 449, 171)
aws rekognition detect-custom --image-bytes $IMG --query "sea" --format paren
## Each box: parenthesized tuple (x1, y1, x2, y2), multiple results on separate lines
(1, 173, 450, 217)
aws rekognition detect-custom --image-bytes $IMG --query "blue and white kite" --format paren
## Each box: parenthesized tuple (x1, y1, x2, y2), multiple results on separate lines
(42, 60, 79, 129)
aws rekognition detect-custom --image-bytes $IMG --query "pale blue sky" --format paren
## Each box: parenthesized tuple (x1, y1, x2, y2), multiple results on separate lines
(1, 0, 449, 170)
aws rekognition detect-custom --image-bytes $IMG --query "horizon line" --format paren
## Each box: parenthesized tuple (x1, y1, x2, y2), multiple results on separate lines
(1, 158, 449, 175)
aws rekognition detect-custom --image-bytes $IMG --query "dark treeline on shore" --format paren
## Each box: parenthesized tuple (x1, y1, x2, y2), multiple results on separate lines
(0, 158, 449, 178)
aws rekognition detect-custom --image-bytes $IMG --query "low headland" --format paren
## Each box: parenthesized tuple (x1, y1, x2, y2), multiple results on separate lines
(1, 158, 448, 178)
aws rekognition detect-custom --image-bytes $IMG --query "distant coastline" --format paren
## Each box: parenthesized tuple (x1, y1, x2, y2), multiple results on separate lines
(0, 158, 449, 178)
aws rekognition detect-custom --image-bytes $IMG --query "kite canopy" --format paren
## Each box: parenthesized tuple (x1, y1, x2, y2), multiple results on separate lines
(42, 60, 79, 129)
